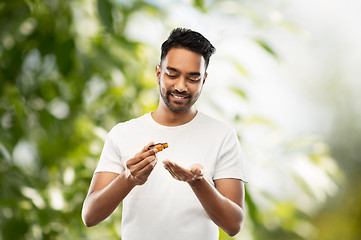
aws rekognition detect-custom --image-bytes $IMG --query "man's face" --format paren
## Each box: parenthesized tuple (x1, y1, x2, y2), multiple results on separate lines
(156, 48, 207, 113)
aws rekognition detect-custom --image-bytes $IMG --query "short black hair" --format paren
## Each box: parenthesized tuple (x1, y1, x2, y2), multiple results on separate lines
(160, 28, 216, 69)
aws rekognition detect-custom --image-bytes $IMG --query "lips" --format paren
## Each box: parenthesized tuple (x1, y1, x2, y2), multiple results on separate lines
(171, 94, 187, 99)
(170, 92, 190, 100)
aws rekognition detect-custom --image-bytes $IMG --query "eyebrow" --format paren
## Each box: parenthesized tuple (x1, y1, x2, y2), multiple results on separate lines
(166, 67, 201, 76)
(166, 67, 180, 74)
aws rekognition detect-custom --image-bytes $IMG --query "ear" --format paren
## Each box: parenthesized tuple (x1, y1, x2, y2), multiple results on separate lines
(155, 64, 161, 85)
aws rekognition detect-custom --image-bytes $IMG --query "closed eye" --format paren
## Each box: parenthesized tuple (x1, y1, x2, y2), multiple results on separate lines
(187, 78, 200, 83)
(187, 73, 201, 83)
(166, 73, 179, 79)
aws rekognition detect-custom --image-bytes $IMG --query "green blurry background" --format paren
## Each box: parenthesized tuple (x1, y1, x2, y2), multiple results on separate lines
(1, 0, 360, 239)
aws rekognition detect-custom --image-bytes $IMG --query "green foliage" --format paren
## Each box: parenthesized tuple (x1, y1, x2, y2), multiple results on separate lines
(254, 39, 278, 59)
(1, 0, 158, 239)
(0, 0, 350, 240)
(193, 0, 207, 13)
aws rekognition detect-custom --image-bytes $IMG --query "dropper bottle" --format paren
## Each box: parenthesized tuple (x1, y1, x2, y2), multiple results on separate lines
(148, 143, 168, 152)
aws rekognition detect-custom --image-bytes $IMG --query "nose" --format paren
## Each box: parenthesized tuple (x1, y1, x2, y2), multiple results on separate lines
(174, 77, 187, 93)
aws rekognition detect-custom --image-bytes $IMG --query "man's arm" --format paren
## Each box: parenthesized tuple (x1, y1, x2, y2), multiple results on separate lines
(163, 161, 245, 236)
(191, 178, 245, 236)
(82, 143, 158, 227)
(82, 171, 134, 227)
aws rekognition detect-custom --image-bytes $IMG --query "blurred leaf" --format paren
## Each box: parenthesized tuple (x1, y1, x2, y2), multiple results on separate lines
(55, 39, 75, 76)
(235, 64, 248, 76)
(24, 0, 41, 13)
(193, 0, 207, 12)
(255, 39, 278, 58)
(2, 216, 29, 240)
(219, 228, 235, 239)
(245, 187, 261, 224)
(243, 115, 277, 129)
(97, 0, 114, 32)
(230, 87, 248, 100)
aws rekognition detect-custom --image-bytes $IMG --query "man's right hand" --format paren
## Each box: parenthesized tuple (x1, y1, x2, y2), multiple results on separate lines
(125, 142, 158, 186)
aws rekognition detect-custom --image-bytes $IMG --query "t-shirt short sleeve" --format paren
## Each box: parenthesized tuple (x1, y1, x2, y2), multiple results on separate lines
(94, 131, 125, 174)
(213, 129, 248, 183)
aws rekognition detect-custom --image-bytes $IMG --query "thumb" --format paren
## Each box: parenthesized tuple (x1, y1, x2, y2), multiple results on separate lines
(190, 164, 203, 176)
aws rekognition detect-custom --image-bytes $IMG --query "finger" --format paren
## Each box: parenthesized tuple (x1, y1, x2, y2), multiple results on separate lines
(172, 162, 189, 173)
(163, 162, 181, 181)
(170, 163, 191, 181)
(139, 160, 157, 175)
(170, 163, 203, 182)
(127, 154, 153, 169)
(169, 162, 190, 181)
(128, 155, 156, 176)
(142, 142, 155, 152)
(127, 142, 155, 166)
(140, 142, 158, 159)
(163, 162, 177, 176)
(172, 162, 196, 179)
(128, 143, 158, 166)
(141, 148, 158, 160)
(133, 157, 157, 178)
(135, 155, 157, 171)
(190, 166, 203, 177)
(138, 142, 158, 157)
(190, 163, 204, 172)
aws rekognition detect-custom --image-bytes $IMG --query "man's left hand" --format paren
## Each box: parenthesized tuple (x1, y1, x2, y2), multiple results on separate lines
(162, 160, 203, 183)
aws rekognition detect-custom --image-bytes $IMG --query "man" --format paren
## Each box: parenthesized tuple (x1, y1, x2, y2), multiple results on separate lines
(82, 28, 247, 240)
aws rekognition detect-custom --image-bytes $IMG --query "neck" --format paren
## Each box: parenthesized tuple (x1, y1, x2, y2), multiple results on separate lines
(151, 103, 198, 127)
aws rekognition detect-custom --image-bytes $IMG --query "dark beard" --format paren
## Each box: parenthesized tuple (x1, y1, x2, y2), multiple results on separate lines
(160, 89, 194, 113)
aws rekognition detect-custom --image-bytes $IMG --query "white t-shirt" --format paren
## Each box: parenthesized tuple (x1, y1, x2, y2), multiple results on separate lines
(95, 112, 247, 240)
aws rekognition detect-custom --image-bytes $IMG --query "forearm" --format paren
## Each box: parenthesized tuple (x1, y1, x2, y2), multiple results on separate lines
(82, 172, 135, 227)
(189, 178, 245, 236)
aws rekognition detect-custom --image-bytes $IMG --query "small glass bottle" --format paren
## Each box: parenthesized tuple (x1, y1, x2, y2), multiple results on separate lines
(148, 143, 168, 152)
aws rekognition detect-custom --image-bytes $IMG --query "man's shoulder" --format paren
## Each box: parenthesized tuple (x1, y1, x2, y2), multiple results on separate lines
(198, 113, 234, 137)
(197, 112, 234, 133)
